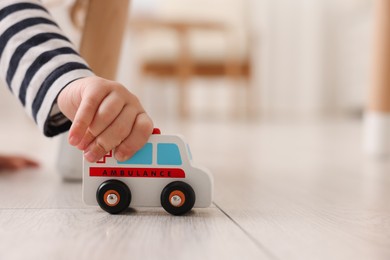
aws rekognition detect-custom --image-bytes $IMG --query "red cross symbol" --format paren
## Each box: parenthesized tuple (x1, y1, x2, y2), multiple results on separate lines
(96, 150, 113, 164)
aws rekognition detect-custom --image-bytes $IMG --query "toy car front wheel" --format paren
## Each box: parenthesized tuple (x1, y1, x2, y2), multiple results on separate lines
(96, 180, 131, 214)
(161, 181, 195, 215)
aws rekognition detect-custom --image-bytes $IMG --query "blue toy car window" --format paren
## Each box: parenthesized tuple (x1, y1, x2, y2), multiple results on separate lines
(157, 143, 182, 165)
(117, 143, 152, 165)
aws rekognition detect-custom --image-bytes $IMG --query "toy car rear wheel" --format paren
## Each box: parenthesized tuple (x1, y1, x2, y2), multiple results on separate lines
(161, 181, 195, 215)
(96, 180, 131, 214)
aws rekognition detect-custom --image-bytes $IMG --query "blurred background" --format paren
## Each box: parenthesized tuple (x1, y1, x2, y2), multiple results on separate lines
(39, 0, 374, 123)
(0, 0, 375, 158)
(128, 0, 372, 122)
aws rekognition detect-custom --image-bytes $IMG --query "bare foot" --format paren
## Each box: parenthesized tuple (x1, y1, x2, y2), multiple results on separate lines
(0, 155, 39, 172)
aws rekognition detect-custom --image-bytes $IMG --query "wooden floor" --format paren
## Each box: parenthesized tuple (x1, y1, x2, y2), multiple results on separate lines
(1, 88, 390, 259)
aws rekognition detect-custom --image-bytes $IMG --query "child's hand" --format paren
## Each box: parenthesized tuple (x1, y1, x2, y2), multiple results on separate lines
(57, 76, 153, 163)
(0, 155, 39, 172)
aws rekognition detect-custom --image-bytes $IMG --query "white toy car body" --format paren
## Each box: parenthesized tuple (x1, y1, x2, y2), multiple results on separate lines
(83, 129, 213, 215)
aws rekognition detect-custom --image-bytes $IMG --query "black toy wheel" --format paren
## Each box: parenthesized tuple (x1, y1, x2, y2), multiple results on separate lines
(161, 181, 195, 215)
(96, 180, 131, 214)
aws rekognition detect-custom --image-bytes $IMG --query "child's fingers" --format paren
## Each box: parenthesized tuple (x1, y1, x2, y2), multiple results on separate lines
(68, 89, 109, 146)
(61, 77, 153, 162)
(0, 156, 39, 171)
(23, 158, 40, 168)
(76, 92, 125, 150)
(83, 105, 138, 162)
(114, 112, 153, 162)
(89, 92, 125, 133)
(76, 129, 95, 151)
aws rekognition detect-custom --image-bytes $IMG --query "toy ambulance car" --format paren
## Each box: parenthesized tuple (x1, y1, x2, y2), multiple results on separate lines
(83, 128, 213, 215)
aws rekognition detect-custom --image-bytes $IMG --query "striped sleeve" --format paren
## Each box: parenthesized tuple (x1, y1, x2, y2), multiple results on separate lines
(0, 0, 94, 137)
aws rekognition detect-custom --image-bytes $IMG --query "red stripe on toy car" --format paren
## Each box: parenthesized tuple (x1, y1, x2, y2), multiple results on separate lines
(89, 167, 185, 178)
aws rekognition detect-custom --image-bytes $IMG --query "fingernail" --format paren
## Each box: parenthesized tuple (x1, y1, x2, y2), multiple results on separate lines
(84, 150, 97, 162)
(77, 141, 88, 150)
(115, 151, 125, 162)
(69, 135, 80, 146)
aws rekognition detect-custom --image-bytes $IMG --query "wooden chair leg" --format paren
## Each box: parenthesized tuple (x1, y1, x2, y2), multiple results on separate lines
(79, 0, 130, 80)
(245, 75, 256, 119)
(177, 28, 192, 118)
(364, 0, 390, 156)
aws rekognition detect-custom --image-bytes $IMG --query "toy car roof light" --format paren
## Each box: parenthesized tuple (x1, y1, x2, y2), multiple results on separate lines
(152, 128, 161, 135)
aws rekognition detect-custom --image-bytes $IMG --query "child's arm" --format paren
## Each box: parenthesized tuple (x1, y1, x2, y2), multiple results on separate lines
(0, 0, 153, 162)
(0, 0, 93, 135)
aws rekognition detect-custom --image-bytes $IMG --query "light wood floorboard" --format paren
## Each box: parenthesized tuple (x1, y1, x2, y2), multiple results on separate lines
(1, 97, 390, 260)
(200, 121, 390, 260)
(0, 206, 268, 260)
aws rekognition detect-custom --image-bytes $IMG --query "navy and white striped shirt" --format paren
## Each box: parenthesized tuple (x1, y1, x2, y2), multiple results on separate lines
(0, 0, 94, 137)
